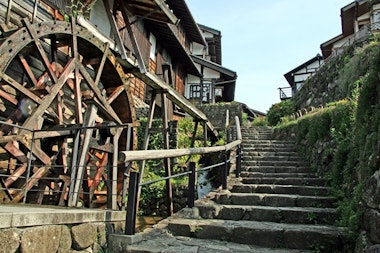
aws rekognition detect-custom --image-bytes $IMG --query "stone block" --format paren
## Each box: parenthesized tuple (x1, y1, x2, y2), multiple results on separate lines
(58, 225, 72, 253)
(0, 228, 20, 253)
(20, 225, 61, 253)
(71, 223, 97, 250)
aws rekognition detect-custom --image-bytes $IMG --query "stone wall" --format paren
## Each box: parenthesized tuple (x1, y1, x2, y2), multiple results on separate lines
(198, 103, 242, 131)
(0, 222, 116, 253)
(0, 207, 125, 253)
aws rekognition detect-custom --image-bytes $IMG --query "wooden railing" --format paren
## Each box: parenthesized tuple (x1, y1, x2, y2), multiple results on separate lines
(120, 115, 243, 235)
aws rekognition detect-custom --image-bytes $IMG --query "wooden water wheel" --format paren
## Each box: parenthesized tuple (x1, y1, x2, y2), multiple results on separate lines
(0, 18, 136, 209)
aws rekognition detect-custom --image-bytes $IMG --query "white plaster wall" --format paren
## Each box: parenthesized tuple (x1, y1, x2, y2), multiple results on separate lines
(89, 0, 114, 37)
(191, 42, 204, 56)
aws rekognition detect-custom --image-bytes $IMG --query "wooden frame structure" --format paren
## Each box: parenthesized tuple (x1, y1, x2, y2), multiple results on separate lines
(0, 0, 217, 210)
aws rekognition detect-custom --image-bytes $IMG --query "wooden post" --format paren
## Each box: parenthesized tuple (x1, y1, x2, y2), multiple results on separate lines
(161, 92, 173, 216)
(118, 0, 147, 73)
(121, 125, 132, 209)
(125, 171, 139, 235)
(236, 145, 242, 178)
(222, 153, 228, 190)
(70, 104, 98, 207)
(111, 128, 122, 210)
(187, 162, 196, 208)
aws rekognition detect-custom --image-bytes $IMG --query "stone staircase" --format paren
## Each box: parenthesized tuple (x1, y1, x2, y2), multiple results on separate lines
(118, 126, 347, 253)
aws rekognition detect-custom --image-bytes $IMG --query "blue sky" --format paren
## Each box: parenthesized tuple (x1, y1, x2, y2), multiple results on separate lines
(186, 0, 354, 113)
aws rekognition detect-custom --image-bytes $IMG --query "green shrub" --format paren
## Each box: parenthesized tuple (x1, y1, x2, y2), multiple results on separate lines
(267, 100, 295, 126)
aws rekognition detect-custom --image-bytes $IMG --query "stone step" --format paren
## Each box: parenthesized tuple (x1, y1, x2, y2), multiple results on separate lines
(231, 184, 330, 196)
(242, 160, 310, 167)
(242, 155, 305, 162)
(166, 218, 346, 251)
(243, 151, 302, 157)
(240, 172, 317, 178)
(243, 146, 298, 152)
(213, 192, 336, 208)
(122, 231, 314, 253)
(196, 203, 338, 225)
(242, 165, 312, 173)
(241, 177, 327, 186)
(242, 140, 296, 146)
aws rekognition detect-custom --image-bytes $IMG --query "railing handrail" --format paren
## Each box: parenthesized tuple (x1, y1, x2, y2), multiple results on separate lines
(119, 116, 242, 162)
(119, 139, 241, 162)
(124, 115, 243, 235)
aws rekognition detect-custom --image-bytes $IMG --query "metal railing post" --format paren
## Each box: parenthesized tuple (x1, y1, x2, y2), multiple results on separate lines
(125, 171, 139, 235)
(236, 145, 242, 178)
(187, 162, 196, 208)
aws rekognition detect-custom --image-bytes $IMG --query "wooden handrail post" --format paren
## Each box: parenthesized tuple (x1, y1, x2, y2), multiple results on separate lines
(187, 162, 196, 208)
(222, 153, 228, 190)
(125, 171, 140, 235)
(236, 145, 242, 178)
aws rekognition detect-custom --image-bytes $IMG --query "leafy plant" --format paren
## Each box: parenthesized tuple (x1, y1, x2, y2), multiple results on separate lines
(267, 100, 295, 126)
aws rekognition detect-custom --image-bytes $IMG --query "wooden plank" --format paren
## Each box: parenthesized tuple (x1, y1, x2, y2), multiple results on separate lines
(69, 104, 98, 207)
(0, 71, 43, 104)
(4, 164, 27, 188)
(20, 58, 75, 130)
(112, 128, 122, 210)
(119, 0, 147, 73)
(3, 142, 29, 164)
(107, 86, 125, 104)
(161, 92, 173, 215)
(102, 0, 128, 60)
(0, 88, 18, 105)
(77, 64, 122, 124)
(23, 18, 58, 84)
(11, 166, 50, 203)
(120, 140, 242, 162)
(18, 54, 39, 87)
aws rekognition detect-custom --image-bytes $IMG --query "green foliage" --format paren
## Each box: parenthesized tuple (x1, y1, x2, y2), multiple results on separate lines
(136, 117, 220, 215)
(267, 100, 295, 126)
(274, 37, 380, 248)
(63, 0, 97, 20)
(251, 116, 268, 126)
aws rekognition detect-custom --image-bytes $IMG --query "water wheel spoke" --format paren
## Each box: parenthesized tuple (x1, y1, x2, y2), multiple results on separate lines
(18, 54, 39, 87)
(78, 64, 122, 124)
(21, 58, 76, 130)
(0, 71, 43, 104)
(0, 87, 17, 105)
(23, 19, 58, 84)
(107, 86, 125, 104)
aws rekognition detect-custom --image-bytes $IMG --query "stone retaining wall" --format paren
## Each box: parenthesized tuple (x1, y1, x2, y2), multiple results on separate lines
(0, 206, 125, 253)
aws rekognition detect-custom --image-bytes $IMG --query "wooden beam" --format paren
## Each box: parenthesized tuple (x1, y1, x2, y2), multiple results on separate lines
(78, 63, 122, 124)
(111, 128, 122, 210)
(23, 18, 58, 84)
(120, 139, 242, 162)
(102, 0, 128, 60)
(0, 71, 43, 104)
(119, 0, 147, 73)
(161, 92, 173, 216)
(20, 58, 75, 130)
(69, 104, 98, 207)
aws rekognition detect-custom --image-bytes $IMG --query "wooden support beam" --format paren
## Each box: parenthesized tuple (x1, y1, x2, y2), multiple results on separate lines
(77, 63, 122, 124)
(112, 128, 122, 210)
(102, 0, 128, 60)
(69, 104, 98, 207)
(0, 71, 43, 104)
(161, 92, 173, 216)
(118, 0, 147, 73)
(23, 18, 58, 84)
(71, 17, 83, 125)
